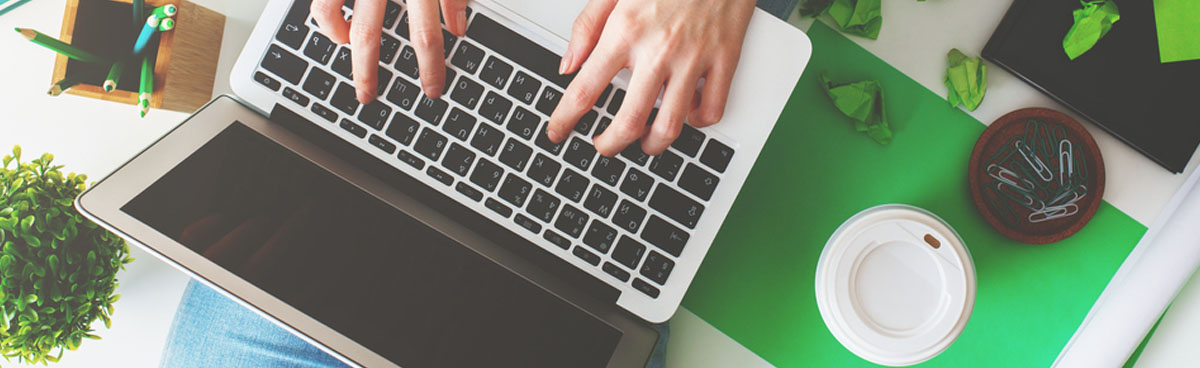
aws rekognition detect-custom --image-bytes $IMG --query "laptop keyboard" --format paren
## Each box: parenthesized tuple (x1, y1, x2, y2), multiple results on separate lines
(256, 0, 736, 299)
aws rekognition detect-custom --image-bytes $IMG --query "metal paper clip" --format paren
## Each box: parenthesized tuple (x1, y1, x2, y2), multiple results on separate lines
(997, 182, 1045, 211)
(1058, 139, 1073, 187)
(1047, 184, 1087, 208)
(987, 164, 1035, 193)
(1029, 204, 1079, 223)
(1015, 140, 1054, 182)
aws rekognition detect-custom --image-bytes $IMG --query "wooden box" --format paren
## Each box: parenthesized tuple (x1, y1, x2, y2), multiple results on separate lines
(52, 0, 225, 113)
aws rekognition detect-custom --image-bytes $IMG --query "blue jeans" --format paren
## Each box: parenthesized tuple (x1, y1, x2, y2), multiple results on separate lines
(159, 2, 794, 367)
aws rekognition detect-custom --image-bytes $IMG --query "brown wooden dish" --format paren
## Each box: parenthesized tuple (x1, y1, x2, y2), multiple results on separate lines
(967, 108, 1105, 244)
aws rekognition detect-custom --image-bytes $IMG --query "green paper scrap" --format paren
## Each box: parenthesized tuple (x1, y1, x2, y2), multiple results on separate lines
(801, 0, 882, 39)
(1154, 0, 1200, 63)
(820, 73, 892, 145)
(944, 48, 988, 111)
(681, 22, 1148, 368)
(1063, 0, 1120, 60)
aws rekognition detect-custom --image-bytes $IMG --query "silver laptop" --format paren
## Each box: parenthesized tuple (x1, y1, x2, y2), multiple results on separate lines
(77, 0, 811, 366)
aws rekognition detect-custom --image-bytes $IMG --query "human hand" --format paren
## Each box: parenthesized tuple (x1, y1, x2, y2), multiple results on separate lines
(547, 0, 757, 156)
(311, 0, 469, 104)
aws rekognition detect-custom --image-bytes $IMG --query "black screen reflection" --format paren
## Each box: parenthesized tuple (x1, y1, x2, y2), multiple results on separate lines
(123, 123, 620, 367)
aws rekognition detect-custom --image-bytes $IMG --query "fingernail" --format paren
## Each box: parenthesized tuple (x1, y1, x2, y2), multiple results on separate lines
(356, 90, 373, 104)
(559, 49, 574, 75)
(425, 84, 442, 98)
(547, 128, 563, 142)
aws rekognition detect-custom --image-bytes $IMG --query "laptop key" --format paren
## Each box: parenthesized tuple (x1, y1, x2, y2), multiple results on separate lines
(555, 169, 589, 203)
(672, 125, 706, 157)
(526, 189, 561, 223)
(535, 124, 565, 155)
(555, 205, 589, 238)
(593, 117, 611, 137)
(507, 106, 540, 140)
(485, 197, 513, 218)
(303, 32, 336, 65)
(375, 67, 393, 96)
(507, 71, 541, 105)
(499, 173, 533, 207)
(385, 113, 420, 145)
(310, 103, 336, 123)
(368, 134, 396, 154)
(442, 108, 477, 141)
(607, 89, 625, 116)
(480, 56, 513, 89)
(543, 230, 571, 250)
(649, 184, 704, 229)
(413, 128, 448, 161)
(450, 41, 485, 74)
(379, 33, 400, 64)
(282, 87, 310, 107)
(276, 22, 308, 50)
(414, 96, 448, 125)
(254, 71, 282, 91)
(396, 12, 409, 39)
(442, 143, 476, 177)
(640, 251, 674, 285)
(302, 67, 335, 100)
(527, 153, 561, 187)
(450, 76, 484, 109)
(611, 235, 646, 270)
(613, 200, 646, 234)
(620, 144, 651, 166)
(572, 246, 601, 266)
(443, 67, 457, 95)
(583, 221, 617, 254)
(480, 91, 513, 124)
(679, 163, 719, 201)
(602, 263, 631, 282)
(386, 77, 419, 111)
(649, 150, 683, 182)
(455, 182, 483, 202)
(382, 1, 402, 30)
(358, 100, 391, 130)
(574, 110, 598, 135)
(284, 0, 311, 25)
(398, 150, 425, 170)
(261, 44, 307, 85)
(339, 119, 368, 138)
(330, 82, 359, 115)
(469, 158, 504, 192)
(591, 156, 626, 187)
(595, 84, 613, 109)
(442, 29, 457, 58)
(395, 45, 419, 79)
(514, 213, 541, 233)
(584, 184, 617, 218)
(330, 47, 352, 78)
(632, 279, 660, 298)
(427, 166, 453, 186)
(498, 138, 533, 171)
(620, 168, 654, 201)
(642, 216, 688, 257)
(700, 140, 735, 173)
(563, 137, 597, 171)
(470, 124, 503, 156)
(535, 86, 562, 116)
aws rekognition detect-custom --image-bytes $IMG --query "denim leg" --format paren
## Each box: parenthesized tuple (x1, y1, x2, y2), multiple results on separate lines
(159, 280, 350, 368)
(757, 0, 799, 20)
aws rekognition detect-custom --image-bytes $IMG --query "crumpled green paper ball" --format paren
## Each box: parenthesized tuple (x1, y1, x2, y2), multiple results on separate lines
(944, 48, 988, 111)
(803, 0, 883, 40)
(1063, 0, 1120, 60)
(820, 73, 892, 145)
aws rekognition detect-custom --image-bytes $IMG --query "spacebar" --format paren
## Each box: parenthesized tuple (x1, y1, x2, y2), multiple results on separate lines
(467, 14, 573, 89)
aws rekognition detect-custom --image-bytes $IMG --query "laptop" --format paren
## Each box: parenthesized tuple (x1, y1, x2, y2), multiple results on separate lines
(76, 0, 811, 366)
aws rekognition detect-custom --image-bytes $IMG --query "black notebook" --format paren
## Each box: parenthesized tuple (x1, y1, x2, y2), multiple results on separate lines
(983, 0, 1200, 173)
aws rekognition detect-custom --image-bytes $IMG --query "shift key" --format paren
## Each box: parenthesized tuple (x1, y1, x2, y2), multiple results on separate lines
(648, 184, 704, 229)
(261, 44, 307, 85)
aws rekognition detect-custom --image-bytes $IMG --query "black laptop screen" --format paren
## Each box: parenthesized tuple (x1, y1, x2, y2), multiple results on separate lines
(122, 122, 622, 367)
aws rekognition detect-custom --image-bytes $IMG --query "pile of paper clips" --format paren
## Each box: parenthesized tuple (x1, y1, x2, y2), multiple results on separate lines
(983, 119, 1089, 226)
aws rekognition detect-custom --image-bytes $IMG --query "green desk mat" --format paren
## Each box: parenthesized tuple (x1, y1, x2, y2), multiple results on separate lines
(680, 22, 1148, 367)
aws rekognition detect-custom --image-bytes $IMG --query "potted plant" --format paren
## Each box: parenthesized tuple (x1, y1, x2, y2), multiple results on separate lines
(1, 146, 133, 364)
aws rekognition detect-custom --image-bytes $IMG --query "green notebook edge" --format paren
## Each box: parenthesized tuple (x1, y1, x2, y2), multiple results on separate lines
(679, 22, 1148, 367)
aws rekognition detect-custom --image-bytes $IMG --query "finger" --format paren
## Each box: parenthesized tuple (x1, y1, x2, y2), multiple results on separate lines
(560, 0, 618, 75)
(441, 0, 469, 36)
(547, 45, 626, 143)
(643, 68, 700, 155)
(311, 0, 351, 44)
(349, 0, 386, 103)
(595, 65, 666, 156)
(689, 58, 737, 127)
(408, 0, 446, 98)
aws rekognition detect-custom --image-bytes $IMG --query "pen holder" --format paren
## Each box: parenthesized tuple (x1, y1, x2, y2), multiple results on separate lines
(51, 0, 225, 113)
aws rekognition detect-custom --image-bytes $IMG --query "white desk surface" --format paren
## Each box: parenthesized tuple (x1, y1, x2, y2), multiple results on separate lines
(1, 0, 1197, 367)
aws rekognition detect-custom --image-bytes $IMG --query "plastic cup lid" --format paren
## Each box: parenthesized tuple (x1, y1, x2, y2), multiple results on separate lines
(815, 204, 976, 366)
